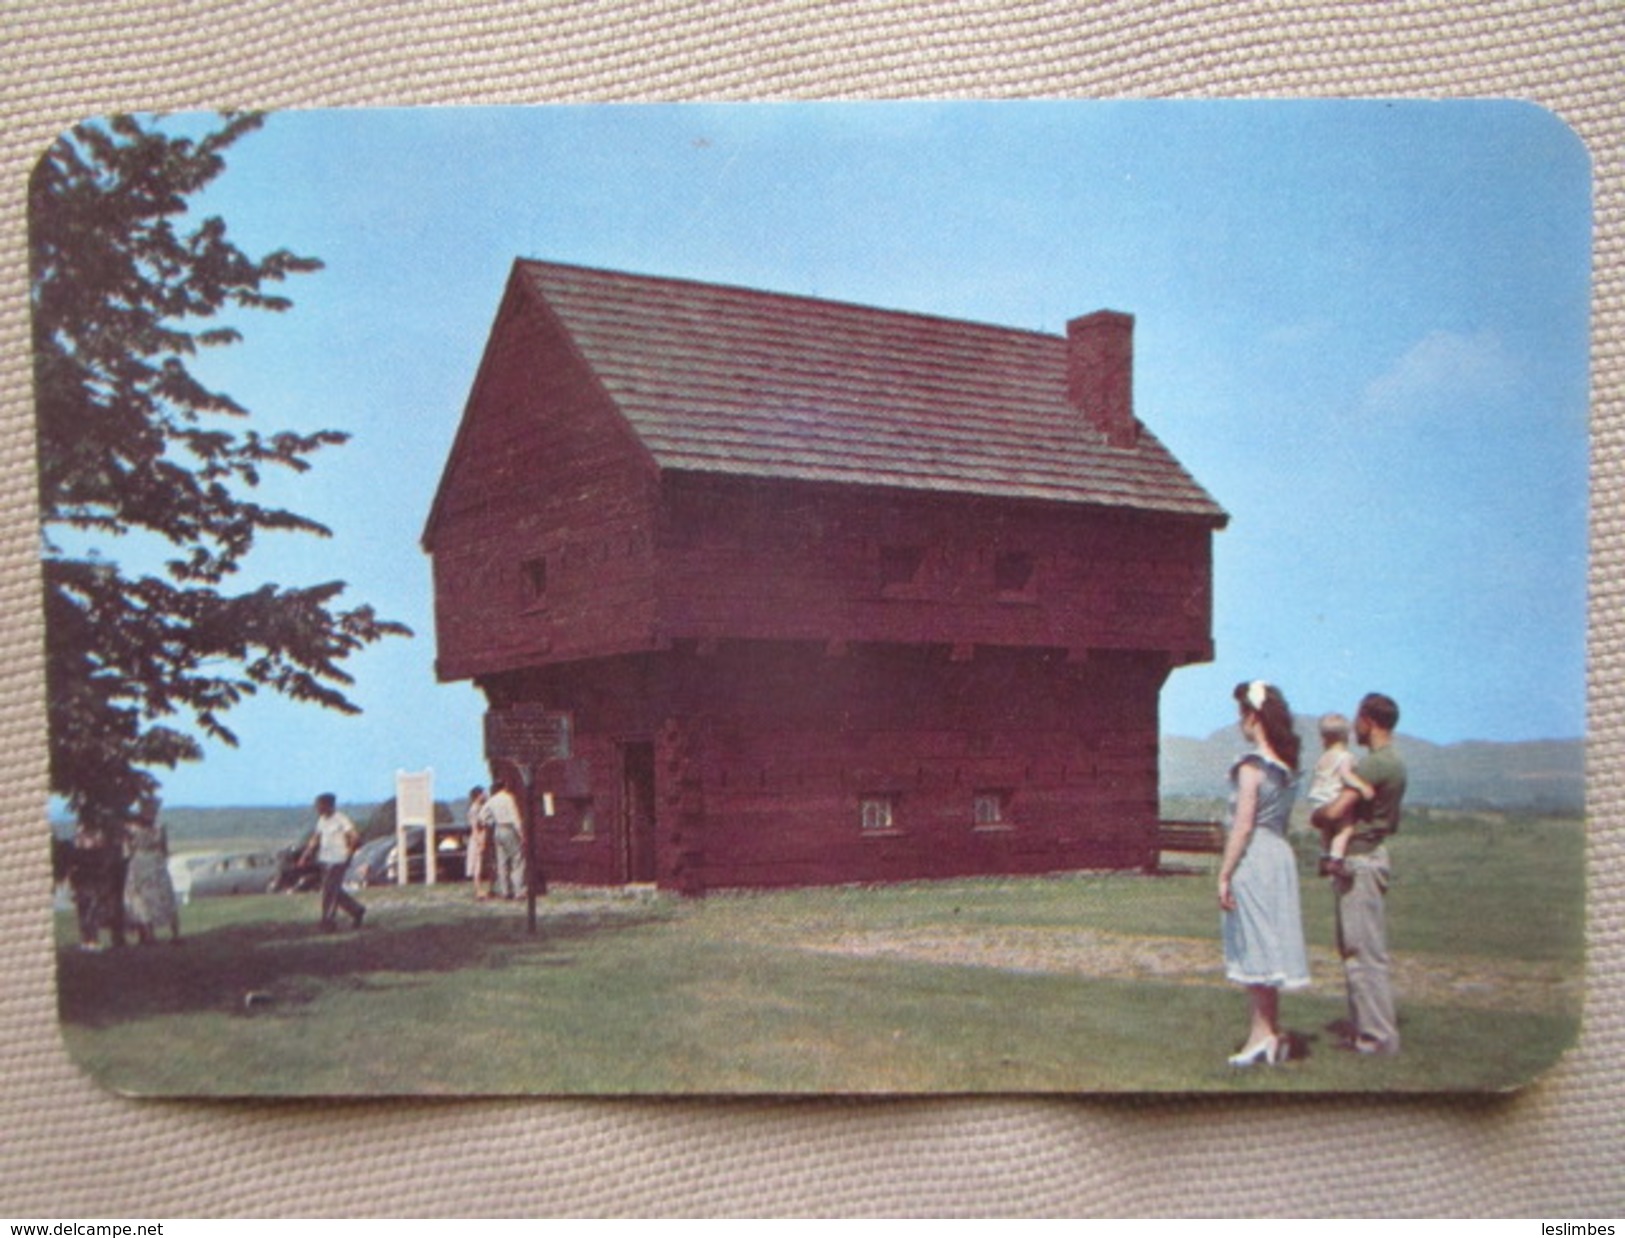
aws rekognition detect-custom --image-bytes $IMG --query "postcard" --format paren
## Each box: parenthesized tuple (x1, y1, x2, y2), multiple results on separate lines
(36, 101, 1589, 1095)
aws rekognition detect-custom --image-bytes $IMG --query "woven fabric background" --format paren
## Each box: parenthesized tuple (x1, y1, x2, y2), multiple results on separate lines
(0, 1, 1619, 1218)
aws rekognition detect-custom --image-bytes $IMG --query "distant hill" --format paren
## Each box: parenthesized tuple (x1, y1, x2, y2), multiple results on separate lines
(1161, 723, 1584, 812)
(65, 733, 1583, 839)
(159, 804, 315, 845)
(146, 799, 467, 849)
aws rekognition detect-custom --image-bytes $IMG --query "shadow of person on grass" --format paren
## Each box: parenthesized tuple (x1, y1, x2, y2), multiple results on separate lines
(56, 900, 671, 1030)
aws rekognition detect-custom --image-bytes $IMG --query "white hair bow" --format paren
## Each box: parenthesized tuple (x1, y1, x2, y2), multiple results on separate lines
(1247, 680, 1269, 710)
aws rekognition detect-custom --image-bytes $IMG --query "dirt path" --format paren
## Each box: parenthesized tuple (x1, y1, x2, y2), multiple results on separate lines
(785, 925, 1581, 1016)
(360, 885, 1582, 1017)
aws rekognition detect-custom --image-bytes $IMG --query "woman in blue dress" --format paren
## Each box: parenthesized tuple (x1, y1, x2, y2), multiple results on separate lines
(1218, 680, 1310, 1066)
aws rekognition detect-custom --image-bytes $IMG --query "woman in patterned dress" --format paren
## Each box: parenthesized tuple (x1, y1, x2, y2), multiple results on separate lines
(1217, 680, 1309, 1066)
(466, 786, 492, 901)
(123, 806, 181, 945)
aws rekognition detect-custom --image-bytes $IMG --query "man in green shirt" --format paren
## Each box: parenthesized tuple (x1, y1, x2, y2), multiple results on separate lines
(1311, 692, 1407, 1055)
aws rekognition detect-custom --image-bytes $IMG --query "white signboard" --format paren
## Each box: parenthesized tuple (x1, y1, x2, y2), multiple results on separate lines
(395, 768, 435, 885)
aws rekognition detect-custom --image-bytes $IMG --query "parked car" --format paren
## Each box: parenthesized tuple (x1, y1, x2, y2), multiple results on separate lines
(270, 833, 323, 893)
(344, 824, 470, 889)
(183, 850, 283, 898)
(166, 852, 218, 904)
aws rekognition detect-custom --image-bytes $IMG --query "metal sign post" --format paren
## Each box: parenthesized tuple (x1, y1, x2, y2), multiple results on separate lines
(523, 783, 557, 933)
(484, 707, 571, 935)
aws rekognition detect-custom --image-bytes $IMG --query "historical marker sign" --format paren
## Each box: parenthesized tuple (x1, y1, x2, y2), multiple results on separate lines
(484, 706, 572, 763)
(482, 706, 570, 933)
(395, 768, 436, 886)
(395, 768, 435, 827)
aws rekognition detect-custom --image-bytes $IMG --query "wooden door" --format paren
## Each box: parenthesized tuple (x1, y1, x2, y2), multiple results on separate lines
(620, 741, 657, 883)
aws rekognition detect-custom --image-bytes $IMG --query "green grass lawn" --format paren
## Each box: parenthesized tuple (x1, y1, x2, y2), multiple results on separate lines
(54, 810, 1585, 1096)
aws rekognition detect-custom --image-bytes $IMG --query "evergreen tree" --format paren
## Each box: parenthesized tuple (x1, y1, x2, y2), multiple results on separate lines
(30, 112, 409, 834)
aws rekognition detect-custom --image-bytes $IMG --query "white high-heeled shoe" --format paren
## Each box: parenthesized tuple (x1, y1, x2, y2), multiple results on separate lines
(1228, 1035, 1279, 1067)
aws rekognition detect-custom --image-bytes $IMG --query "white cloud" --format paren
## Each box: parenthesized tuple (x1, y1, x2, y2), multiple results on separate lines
(1359, 329, 1519, 418)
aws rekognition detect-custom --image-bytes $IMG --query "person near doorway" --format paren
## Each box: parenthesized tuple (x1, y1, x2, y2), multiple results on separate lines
(466, 785, 493, 900)
(487, 779, 525, 899)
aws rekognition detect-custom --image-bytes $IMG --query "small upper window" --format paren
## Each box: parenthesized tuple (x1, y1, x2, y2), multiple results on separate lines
(994, 551, 1035, 599)
(879, 545, 925, 591)
(521, 556, 548, 605)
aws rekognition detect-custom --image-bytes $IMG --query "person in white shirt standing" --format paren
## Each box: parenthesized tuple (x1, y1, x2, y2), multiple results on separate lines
(301, 793, 366, 931)
(486, 780, 525, 900)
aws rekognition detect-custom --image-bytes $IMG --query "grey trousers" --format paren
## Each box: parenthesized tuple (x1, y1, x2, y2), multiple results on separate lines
(320, 862, 364, 927)
(1334, 848, 1400, 1052)
(493, 825, 526, 898)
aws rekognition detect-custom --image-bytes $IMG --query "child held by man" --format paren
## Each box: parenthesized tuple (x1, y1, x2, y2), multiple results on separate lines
(1307, 713, 1374, 875)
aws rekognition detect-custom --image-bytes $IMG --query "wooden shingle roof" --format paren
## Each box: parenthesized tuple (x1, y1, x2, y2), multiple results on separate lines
(520, 259, 1227, 523)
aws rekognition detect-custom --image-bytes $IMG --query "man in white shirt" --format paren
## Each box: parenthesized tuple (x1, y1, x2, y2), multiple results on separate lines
(486, 780, 525, 900)
(301, 793, 366, 930)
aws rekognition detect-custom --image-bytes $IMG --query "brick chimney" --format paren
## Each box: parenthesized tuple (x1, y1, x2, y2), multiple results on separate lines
(1066, 310, 1139, 448)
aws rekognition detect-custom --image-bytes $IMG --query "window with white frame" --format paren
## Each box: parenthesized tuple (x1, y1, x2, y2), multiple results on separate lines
(859, 794, 897, 832)
(973, 789, 1012, 828)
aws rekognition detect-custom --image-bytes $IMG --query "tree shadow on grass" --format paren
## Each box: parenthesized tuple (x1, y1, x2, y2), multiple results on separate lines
(56, 903, 671, 1030)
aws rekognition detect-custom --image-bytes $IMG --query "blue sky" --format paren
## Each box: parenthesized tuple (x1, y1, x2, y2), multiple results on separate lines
(66, 101, 1591, 807)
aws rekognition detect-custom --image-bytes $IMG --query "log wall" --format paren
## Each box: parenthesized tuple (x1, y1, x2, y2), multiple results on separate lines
(507, 643, 1168, 891)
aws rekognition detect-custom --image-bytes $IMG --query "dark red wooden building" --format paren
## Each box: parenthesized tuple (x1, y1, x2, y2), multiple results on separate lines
(423, 260, 1227, 893)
